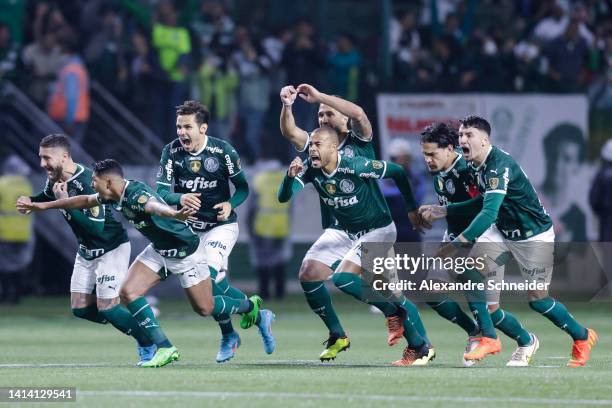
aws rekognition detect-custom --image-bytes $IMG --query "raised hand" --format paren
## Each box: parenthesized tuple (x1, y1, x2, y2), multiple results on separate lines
(280, 85, 298, 106)
(287, 157, 304, 178)
(52, 182, 69, 199)
(296, 83, 321, 104)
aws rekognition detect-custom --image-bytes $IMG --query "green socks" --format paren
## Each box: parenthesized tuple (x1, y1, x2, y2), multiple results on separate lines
(459, 267, 497, 339)
(72, 304, 107, 324)
(127, 297, 172, 348)
(398, 296, 431, 345)
(301, 280, 346, 337)
(427, 296, 480, 336)
(529, 297, 588, 341)
(100, 304, 154, 347)
(332, 272, 398, 317)
(211, 267, 248, 335)
(213, 296, 252, 315)
(490, 308, 531, 346)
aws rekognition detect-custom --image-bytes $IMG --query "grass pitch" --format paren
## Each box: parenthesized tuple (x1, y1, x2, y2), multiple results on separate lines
(1, 295, 611, 407)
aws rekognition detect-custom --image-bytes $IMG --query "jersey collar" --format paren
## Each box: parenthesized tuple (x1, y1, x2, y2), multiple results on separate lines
(188, 135, 209, 156)
(66, 163, 84, 182)
(115, 179, 130, 209)
(472, 145, 493, 171)
(439, 153, 461, 176)
(322, 152, 342, 178)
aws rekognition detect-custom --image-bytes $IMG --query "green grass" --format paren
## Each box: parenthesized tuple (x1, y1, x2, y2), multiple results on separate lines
(1, 295, 611, 408)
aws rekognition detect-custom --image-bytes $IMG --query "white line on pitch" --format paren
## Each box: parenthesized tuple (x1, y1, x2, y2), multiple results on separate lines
(78, 391, 612, 405)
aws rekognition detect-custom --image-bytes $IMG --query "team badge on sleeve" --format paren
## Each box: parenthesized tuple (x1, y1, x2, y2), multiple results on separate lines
(372, 160, 383, 169)
(90, 206, 100, 217)
(445, 179, 455, 194)
(489, 177, 499, 189)
(204, 157, 219, 172)
(137, 195, 148, 204)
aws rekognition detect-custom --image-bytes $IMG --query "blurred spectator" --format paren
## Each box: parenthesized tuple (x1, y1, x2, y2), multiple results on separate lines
(47, 31, 90, 144)
(33, 2, 68, 43)
(188, 0, 235, 56)
(281, 20, 322, 130)
(21, 29, 64, 106)
(232, 25, 272, 163)
(327, 33, 360, 101)
(248, 155, 292, 299)
(380, 138, 426, 243)
(543, 19, 590, 92)
(0, 155, 34, 304)
(192, 52, 238, 142)
(589, 30, 612, 108)
(128, 30, 167, 134)
(589, 140, 612, 243)
(533, 2, 594, 46)
(0, 22, 18, 80)
(0, 0, 26, 45)
(540, 123, 588, 241)
(152, 0, 191, 139)
(84, 4, 127, 96)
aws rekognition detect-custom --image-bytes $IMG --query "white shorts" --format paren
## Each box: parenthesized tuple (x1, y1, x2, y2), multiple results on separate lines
(343, 223, 397, 268)
(472, 225, 555, 304)
(135, 241, 210, 289)
(303, 228, 353, 270)
(71, 242, 130, 299)
(195, 223, 238, 283)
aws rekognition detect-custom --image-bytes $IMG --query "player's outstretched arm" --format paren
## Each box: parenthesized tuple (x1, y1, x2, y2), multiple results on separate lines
(297, 83, 372, 141)
(278, 157, 306, 203)
(16, 194, 98, 212)
(454, 193, 505, 242)
(227, 171, 249, 210)
(144, 197, 196, 221)
(280, 85, 310, 151)
(383, 161, 431, 233)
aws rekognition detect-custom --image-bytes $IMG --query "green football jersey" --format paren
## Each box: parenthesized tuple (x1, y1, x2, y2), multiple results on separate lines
(31, 164, 128, 260)
(100, 180, 199, 258)
(471, 146, 553, 240)
(433, 153, 480, 238)
(156, 136, 243, 232)
(301, 130, 376, 230)
(296, 155, 392, 235)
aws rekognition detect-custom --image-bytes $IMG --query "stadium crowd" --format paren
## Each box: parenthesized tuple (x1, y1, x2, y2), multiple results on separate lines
(0, 0, 611, 162)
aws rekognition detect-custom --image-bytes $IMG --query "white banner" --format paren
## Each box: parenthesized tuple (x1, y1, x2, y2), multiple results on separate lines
(377, 94, 595, 241)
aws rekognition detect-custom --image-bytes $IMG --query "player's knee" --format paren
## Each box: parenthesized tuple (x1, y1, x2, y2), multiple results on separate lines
(299, 261, 326, 282)
(119, 286, 139, 304)
(96, 297, 120, 311)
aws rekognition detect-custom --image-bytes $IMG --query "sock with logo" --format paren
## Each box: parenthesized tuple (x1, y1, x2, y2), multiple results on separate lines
(529, 297, 588, 341)
(490, 308, 532, 346)
(100, 304, 154, 347)
(301, 280, 346, 337)
(211, 267, 248, 335)
(127, 297, 172, 348)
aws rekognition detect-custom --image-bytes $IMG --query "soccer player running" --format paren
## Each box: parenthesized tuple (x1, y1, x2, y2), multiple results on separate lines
(279, 126, 434, 366)
(156, 100, 275, 363)
(280, 83, 430, 361)
(420, 115, 598, 367)
(17, 159, 264, 368)
(15, 134, 156, 365)
(421, 123, 539, 367)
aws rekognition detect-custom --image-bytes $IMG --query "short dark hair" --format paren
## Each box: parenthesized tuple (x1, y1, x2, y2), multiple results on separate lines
(176, 100, 210, 126)
(93, 159, 123, 177)
(40, 134, 71, 154)
(460, 115, 491, 136)
(420, 122, 459, 148)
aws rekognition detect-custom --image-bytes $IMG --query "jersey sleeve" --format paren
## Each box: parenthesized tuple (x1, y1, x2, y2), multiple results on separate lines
(294, 159, 312, 187)
(156, 144, 175, 187)
(484, 166, 510, 196)
(129, 187, 155, 212)
(30, 180, 55, 202)
(295, 132, 310, 152)
(223, 142, 243, 178)
(79, 180, 105, 222)
(353, 157, 387, 179)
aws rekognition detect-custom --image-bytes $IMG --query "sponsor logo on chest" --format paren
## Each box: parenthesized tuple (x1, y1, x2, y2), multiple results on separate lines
(321, 195, 359, 208)
(179, 177, 218, 192)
